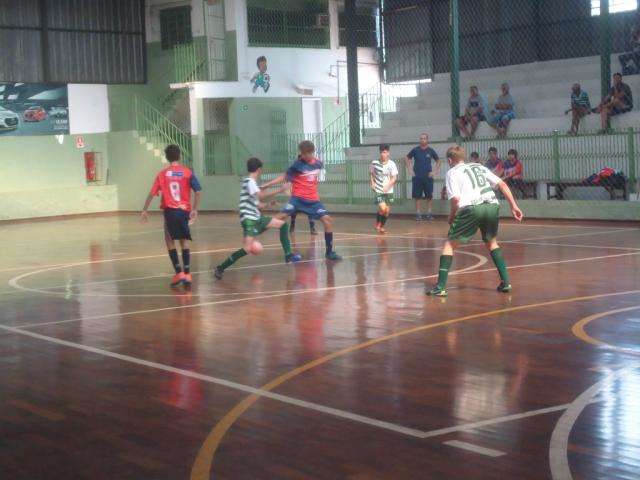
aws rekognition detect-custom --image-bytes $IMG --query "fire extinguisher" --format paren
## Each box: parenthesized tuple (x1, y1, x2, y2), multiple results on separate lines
(84, 152, 96, 182)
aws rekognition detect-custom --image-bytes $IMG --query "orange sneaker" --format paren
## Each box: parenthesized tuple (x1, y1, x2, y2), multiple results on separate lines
(170, 272, 186, 287)
(183, 273, 193, 286)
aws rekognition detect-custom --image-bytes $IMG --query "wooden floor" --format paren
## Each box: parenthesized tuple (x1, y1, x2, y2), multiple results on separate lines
(1, 212, 639, 480)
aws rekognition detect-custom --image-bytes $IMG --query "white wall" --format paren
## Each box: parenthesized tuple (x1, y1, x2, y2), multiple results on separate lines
(68, 84, 110, 134)
(193, 47, 379, 99)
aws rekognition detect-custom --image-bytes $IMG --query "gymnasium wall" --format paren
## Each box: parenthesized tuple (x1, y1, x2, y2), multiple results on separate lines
(0, 133, 117, 221)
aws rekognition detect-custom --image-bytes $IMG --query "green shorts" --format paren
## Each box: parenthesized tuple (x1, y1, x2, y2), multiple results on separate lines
(448, 203, 500, 243)
(374, 193, 394, 205)
(241, 216, 272, 237)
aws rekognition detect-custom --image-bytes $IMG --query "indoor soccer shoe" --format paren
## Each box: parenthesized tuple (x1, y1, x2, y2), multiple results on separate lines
(325, 251, 342, 261)
(285, 253, 302, 263)
(170, 272, 186, 287)
(497, 282, 512, 293)
(214, 267, 224, 280)
(183, 273, 193, 286)
(426, 285, 447, 297)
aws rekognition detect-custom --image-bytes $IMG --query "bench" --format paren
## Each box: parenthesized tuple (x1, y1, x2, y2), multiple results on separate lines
(546, 181, 629, 201)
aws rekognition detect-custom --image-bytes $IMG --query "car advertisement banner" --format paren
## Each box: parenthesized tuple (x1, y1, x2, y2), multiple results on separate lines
(0, 83, 69, 136)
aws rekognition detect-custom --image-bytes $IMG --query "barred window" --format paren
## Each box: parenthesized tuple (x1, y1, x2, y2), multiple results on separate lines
(160, 6, 192, 50)
(338, 9, 378, 48)
(247, 0, 329, 48)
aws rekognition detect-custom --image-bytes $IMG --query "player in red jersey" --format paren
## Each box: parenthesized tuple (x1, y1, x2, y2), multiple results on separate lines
(262, 140, 341, 260)
(140, 145, 202, 287)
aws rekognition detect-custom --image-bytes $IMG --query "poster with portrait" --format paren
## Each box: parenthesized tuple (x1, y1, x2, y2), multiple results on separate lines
(0, 83, 69, 136)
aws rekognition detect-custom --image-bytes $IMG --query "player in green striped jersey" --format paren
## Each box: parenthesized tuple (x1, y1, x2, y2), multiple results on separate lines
(426, 145, 523, 297)
(369, 144, 398, 234)
(214, 157, 301, 279)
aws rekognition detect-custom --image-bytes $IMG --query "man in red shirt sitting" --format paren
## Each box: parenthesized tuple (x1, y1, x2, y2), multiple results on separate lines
(262, 140, 341, 261)
(140, 145, 202, 287)
(502, 149, 525, 197)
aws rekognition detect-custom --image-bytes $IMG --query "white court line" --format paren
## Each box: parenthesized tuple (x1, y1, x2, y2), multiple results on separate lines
(443, 440, 506, 457)
(33, 244, 429, 293)
(0, 233, 367, 274)
(13, 250, 488, 329)
(508, 241, 640, 252)
(0, 322, 616, 445)
(0, 323, 427, 439)
(12, 251, 640, 330)
(9, 227, 634, 294)
(31, 247, 441, 299)
(507, 228, 634, 243)
(549, 367, 636, 480)
(419, 404, 574, 439)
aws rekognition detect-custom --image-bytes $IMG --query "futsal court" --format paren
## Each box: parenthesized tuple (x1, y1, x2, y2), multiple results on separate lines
(1, 212, 639, 479)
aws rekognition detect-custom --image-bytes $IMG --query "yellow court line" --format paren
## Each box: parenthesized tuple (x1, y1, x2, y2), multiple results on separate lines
(571, 305, 640, 353)
(191, 289, 640, 480)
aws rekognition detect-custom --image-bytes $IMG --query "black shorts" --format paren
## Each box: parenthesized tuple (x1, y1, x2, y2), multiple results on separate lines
(412, 176, 434, 199)
(164, 208, 192, 241)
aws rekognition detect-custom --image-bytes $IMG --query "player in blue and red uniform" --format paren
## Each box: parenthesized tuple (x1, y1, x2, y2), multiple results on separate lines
(140, 144, 202, 287)
(262, 140, 341, 260)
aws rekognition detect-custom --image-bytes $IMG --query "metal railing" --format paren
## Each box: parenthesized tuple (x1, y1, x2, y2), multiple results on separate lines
(314, 128, 639, 205)
(134, 95, 193, 167)
(173, 41, 209, 84)
(204, 133, 253, 176)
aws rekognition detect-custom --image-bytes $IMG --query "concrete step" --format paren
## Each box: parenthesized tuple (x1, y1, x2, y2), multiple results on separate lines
(362, 111, 640, 143)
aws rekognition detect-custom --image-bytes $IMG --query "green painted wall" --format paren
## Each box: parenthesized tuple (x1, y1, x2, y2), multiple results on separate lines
(0, 133, 117, 220)
(0, 133, 108, 193)
(109, 37, 208, 132)
(322, 97, 347, 128)
(107, 131, 167, 211)
(229, 97, 303, 163)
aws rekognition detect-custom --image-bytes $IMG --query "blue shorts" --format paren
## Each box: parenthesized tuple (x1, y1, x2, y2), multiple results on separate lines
(412, 176, 434, 200)
(281, 197, 329, 220)
(164, 208, 192, 241)
(490, 110, 516, 127)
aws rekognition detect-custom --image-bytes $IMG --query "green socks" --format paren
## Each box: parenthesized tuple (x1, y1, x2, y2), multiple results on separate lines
(490, 248, 509, 284)
(279, 223, 293, 256)
(437, 255, 453, 289)
(218, 248, 247, 271)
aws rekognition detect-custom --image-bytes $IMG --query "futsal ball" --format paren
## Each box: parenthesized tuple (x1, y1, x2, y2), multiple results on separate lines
(249, 241, 263, 255)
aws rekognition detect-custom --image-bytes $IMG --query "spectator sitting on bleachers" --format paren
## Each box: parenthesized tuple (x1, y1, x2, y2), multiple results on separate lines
(484, 147, 504, 177)
(566, 83, 591, 135)
(594, 72, 633, 133)
(489, 83, 516, 139)
(456, 86, 488, 139)
(470, 151, 481, 163)
(619, 25, 640, 76)
(503, 149, 524, 195)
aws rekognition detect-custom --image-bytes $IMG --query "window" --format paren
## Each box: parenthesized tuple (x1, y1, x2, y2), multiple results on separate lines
(160, 6, 192, 50)
(591, 0, 638, 16)
(247, 0, 329, 48)
(338, 9, 378, 48)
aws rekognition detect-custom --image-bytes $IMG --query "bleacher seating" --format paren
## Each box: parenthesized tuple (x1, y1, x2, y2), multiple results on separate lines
(361, 55, 640, 145)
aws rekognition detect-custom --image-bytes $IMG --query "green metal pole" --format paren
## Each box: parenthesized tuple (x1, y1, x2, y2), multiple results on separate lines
(346, 160, 354, 204)
(553, 130, 560, 182)
(628, 127, 637, 188)
(449, 0, 460, 139)
(600, 0, 611, 107)
(346, 0, 361, 147)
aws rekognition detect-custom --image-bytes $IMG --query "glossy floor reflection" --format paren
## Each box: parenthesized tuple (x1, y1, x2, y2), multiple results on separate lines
(1, 213, 639, 480)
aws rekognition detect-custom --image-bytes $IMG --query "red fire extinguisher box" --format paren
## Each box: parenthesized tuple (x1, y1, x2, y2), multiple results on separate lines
(84, 152, 97, 182)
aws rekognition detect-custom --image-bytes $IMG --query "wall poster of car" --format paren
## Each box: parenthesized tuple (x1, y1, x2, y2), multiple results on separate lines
(0, 83, 69, 136)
